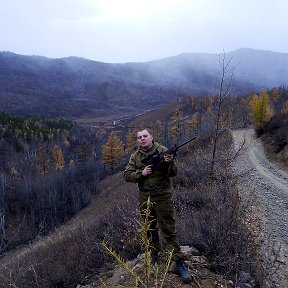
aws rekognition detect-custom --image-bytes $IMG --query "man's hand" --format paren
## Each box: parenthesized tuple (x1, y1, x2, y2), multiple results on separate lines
(163, 154, 173, 163)
(142, 165, 153, 176)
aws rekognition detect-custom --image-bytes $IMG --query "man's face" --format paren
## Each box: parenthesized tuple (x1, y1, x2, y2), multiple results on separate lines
(137, 129, 153, 150)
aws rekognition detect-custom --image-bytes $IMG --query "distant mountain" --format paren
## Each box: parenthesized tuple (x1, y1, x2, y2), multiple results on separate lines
(227, 48, 288, 87)
(0, 48, 287, 118)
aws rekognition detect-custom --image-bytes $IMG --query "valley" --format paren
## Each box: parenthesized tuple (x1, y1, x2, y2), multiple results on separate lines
(0, 49, 288, 286)
(2, 49, 288, 118)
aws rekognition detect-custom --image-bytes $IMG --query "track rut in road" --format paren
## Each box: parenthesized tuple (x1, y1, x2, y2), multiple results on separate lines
(232, 129, 288, 288)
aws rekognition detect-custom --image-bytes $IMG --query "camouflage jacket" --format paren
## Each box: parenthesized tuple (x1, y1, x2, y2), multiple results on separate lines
(124, 142, 177, 199)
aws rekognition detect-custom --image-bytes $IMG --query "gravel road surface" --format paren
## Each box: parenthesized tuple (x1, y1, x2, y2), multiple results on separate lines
(232, 129, 288, 288)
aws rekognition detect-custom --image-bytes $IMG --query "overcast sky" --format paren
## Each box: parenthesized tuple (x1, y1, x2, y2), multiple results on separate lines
(0, 0, 287, 63)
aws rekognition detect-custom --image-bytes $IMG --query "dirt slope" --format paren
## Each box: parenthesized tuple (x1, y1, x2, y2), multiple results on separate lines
(232, 129, 288, 288)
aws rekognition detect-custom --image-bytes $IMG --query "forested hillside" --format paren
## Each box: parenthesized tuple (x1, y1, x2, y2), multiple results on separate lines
(1, 49, 288, 118)
(1, 86, 288, 252)
(0, 74, 288, 286)
(257, 113, 288, 169)
(0, 113, 104, 251)
(248, 87, 288, 169)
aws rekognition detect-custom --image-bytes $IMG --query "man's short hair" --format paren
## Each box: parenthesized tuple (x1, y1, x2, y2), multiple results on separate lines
(137, 128, 153, 136)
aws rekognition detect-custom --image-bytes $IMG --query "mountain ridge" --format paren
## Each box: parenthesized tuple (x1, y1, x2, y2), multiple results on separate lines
(0, 48, 287, 118)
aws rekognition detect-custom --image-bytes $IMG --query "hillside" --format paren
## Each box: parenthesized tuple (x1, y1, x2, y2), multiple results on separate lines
(1, 49, 288, 118)
(257, 113, 288, 170)
(2, 90, 288, 286)
(0, 136, 261, 287)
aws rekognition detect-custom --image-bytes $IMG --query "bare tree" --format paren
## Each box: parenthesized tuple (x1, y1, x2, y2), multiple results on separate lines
(0, 174, 8, 248)
(211, 52, 237, 176)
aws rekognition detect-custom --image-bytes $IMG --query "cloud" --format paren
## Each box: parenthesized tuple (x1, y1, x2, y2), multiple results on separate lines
(84, 0, 189, 23)
(1, 0, 288, 62)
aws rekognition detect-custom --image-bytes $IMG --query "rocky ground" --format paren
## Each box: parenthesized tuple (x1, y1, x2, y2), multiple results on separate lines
(232, 129, 288, 288)
(77, 246, 255, 288)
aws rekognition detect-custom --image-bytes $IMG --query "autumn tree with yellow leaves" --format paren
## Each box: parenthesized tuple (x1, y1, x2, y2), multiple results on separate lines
(37, 145, 50, 175)
(169, 109, 185, 142)
(102, 131, 125, 170)
(126, 129, 137, 151)
(249, 91, 273, 128)
(52, 145, 65, 171)
(185, 113, 200, 136)
(284, 99, 288, 114)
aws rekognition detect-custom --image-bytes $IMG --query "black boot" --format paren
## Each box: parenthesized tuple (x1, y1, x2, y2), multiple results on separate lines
(175, 260, 192, 283)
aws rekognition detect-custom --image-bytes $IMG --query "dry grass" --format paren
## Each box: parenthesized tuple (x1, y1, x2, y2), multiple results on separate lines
(0, 132, 265, 287)
(0, 172, 140, 287)
(257, 113, 288, 172)
(132, 103, 186, 125)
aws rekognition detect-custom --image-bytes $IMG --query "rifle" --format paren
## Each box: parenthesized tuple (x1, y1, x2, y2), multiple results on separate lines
(141, 135, 197, 170)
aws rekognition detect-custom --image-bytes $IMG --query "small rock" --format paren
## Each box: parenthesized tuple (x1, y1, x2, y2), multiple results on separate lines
(228, 280, 234, 286)
(239, 271, 252, 283)
(119, 274, 125, 284)
(191, 255, 209, 265)
(180, 245, 199, 256)
(237, 284, 252, 288)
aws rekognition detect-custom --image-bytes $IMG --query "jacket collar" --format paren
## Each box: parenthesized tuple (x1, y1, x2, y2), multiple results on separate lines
(138, 142, 160, 156)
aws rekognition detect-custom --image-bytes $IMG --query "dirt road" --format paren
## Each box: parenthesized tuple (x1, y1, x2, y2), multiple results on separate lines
(232, 129, 288, 288)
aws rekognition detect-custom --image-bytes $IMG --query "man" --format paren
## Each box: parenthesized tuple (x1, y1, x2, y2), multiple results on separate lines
(123, 128, 192, 284)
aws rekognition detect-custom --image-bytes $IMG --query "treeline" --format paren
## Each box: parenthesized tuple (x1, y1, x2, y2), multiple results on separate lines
(248, 87, 288, 129)
(247, 87, 288, 167)
(0, 112, 72, 152)
(1, 82, 288, 286)
(0, 114, 106, 253)
(90, 87, 288, 170)
(247, 87, 288, 168)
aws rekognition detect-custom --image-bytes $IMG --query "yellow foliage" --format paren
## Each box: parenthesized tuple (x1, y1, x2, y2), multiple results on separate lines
(96, 128, 107, 137)
(169, 109, 184, 141)
(52, 145, 65, 171)
(249, 91, 273, 128)
(271, 88, 281, 101)
(102, 131, 125, 169)
(185, 113, 200, 135)
(37, 147, 50, 175)
(284, 100, 288, 114)
(219, 107, 233, 128)
(126, 129, 137, 151)
(62, 136, 70, 147)
(10, 167, 19, 178)
(69, 159, 75, 167)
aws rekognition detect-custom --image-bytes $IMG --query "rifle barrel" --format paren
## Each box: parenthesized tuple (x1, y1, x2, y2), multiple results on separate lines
(175, 135, 197, 150)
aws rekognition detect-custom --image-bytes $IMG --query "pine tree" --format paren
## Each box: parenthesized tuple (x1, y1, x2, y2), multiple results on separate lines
(102, 131, 125, 170)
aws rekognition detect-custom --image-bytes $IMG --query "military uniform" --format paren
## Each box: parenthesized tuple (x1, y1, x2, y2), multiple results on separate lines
(124, 142, 182, 260)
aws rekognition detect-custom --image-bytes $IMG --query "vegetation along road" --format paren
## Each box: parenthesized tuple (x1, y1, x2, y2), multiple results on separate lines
(232, 129, 288, 287)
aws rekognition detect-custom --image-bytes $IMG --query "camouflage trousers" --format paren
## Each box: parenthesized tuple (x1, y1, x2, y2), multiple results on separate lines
(139, 194, 182, 261)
